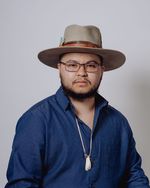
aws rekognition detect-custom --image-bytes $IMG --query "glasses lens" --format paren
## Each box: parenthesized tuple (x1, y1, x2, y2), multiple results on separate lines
(86, 62, 99, 72)
(65, 62, 79, 72)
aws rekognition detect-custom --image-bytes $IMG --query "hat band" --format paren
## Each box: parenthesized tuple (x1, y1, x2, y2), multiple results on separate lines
(60, 41, 101, 48)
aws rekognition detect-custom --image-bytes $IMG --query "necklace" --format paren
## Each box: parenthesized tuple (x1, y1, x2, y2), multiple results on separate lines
(75, 117, 93, 171)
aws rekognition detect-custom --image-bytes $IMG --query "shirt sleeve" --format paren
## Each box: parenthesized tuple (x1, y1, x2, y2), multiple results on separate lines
(125, 126, 150, 188)
(5, 110, 46, 188)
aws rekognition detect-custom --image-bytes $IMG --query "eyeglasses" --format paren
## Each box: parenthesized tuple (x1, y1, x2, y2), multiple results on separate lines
(60, 60, 101, 73)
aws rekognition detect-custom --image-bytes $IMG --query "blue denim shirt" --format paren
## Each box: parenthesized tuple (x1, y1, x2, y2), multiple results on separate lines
(5, 87, 149, 188)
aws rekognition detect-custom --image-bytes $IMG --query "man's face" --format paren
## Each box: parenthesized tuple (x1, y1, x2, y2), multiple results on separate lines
(58, 53, 104, 99)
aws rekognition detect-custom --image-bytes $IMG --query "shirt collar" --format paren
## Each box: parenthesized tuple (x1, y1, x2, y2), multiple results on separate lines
(55, 87, 71, 110)
(95, 92, 108, 110)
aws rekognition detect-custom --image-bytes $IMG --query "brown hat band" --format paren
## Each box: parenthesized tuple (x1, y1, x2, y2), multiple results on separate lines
(60, 41, 100, 48)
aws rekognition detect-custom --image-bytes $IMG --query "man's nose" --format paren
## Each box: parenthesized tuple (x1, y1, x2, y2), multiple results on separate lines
(77, 64, 88, 76)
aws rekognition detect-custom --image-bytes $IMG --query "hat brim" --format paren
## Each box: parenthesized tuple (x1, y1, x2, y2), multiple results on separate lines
(38, 46, 126, 71)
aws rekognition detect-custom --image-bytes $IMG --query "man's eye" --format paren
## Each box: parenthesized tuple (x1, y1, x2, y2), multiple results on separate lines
(68, 63, 78, 68)
(87, 63, 97, 68)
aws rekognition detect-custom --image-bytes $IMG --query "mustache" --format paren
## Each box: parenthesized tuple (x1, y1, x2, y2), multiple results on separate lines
(73, 78, 91, 84)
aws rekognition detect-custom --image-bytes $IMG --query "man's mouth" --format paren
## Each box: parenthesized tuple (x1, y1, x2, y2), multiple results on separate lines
(73, 79, 90, 84)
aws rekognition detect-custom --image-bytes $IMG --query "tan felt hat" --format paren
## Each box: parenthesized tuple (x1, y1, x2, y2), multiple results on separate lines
(38, 24, 126, 71)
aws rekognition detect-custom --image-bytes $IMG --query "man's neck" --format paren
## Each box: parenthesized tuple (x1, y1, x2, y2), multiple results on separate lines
(69, 96, 95, 113)
(69, 96, 95, 129)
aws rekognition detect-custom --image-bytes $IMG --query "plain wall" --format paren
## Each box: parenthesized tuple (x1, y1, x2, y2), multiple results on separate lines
(0, 0, 150, 187)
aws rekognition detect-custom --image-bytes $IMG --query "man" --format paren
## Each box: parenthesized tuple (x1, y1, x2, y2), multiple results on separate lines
(5, 25, 150, 188)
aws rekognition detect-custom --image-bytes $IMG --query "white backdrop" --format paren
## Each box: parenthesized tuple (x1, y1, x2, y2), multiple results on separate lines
(0, 0, 150, 187)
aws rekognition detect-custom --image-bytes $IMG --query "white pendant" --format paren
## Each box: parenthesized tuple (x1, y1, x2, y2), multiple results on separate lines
(85, 155, 91, 171)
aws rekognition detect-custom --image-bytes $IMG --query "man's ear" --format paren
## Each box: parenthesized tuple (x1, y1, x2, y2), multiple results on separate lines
(101, 65, 105, 72)
(57, 63, 61, 70)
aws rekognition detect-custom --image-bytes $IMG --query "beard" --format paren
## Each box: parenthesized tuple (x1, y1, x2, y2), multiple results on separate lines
(60, 76, 102, 100)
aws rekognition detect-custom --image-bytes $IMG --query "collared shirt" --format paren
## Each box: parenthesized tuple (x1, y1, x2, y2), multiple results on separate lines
(5, 87, 150, 188)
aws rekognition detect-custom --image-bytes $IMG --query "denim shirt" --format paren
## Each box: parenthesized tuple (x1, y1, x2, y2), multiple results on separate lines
(5, 87, 150, 188)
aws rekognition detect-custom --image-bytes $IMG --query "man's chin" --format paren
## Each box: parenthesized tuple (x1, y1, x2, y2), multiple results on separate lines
(61, 85, 98, 100)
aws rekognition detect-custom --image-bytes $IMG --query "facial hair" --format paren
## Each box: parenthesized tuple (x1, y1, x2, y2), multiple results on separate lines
(60, 75, 102, 100)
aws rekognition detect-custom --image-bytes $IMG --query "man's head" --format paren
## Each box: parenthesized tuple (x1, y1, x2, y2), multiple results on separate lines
(58, 52, 104, 99)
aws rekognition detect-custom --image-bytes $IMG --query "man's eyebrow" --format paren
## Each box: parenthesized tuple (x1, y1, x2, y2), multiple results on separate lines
(65, 60, 79, 63)
(86, 60, 100, 63)
(63, 59, 101, 65)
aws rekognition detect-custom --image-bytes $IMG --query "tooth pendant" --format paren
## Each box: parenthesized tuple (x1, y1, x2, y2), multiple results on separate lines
(85, 155, 91, 171)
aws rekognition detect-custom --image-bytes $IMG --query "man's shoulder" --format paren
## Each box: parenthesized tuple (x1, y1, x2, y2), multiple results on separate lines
(96, 93, 129, 125)
(103, 104, 132, 131)
(29, 94, 56, 112)
(106, 104, 126, 118)
(19, 93, 57, 121)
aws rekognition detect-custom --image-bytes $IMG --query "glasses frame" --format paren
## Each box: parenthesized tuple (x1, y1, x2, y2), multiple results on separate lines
(59, 60, 102, 73)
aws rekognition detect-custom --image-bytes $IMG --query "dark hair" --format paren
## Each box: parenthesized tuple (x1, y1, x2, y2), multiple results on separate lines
(99, 55, 103, 66)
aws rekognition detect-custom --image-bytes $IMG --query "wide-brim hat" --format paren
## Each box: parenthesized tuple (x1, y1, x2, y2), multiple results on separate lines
(38, 24, 126, 71)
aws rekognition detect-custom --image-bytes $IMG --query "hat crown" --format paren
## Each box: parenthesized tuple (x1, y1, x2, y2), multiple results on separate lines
(63, 25, 102, 47)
